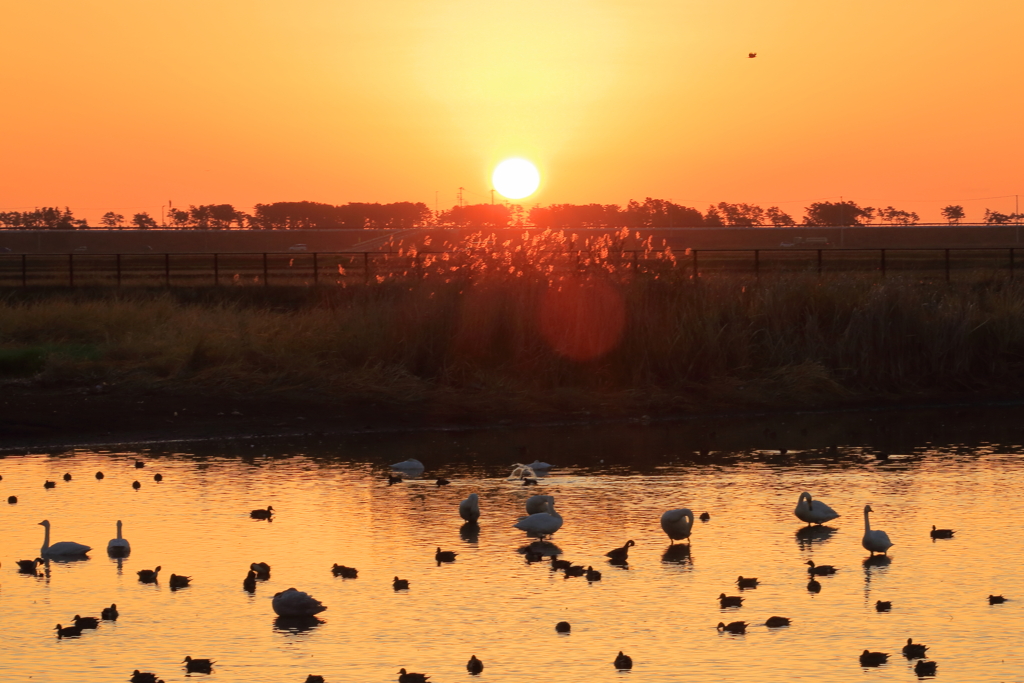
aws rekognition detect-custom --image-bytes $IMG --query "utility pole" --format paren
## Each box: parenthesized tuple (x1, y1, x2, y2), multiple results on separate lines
(458, 187, 464, 208)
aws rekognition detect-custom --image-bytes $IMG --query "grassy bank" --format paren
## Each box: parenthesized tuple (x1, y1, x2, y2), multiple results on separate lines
(3, 263, 1024, 417)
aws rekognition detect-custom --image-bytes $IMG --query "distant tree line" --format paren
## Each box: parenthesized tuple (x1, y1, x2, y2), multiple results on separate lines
(0, 199, 1019, 230)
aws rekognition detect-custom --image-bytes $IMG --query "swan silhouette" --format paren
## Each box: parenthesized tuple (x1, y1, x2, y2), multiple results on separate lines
(525, 494, 555, 515)
(509, 463, 537, 480)
(39, 520, 91, 557)
(459, 493, 480, 522)
(107, 520, 130, 556)
(794, 492, 840, 526)
(862, 505, 894, 555)
(272, 588, 326, 617)
(660, 509, 694, 544)
(513, 500, 563, 539)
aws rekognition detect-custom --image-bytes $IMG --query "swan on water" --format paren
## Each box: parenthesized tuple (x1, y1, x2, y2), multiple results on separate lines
(508, 463, 537, 480)
(107, 520, 131, 556)
(660, 509, 695, 544)
(862, 505, 894, 556)
(528, 460, 552, 470)
(513, 500, 563, 539)
(459, 493, 480, 523)
(391, 459, 425, 472)
(38, 520, 91, 557)
(794, 492, 840, 526)
(525, 494, 555, 515)
(272, 588, 327, 617)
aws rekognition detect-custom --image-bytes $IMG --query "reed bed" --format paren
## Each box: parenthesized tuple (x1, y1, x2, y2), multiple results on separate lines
(2, 230, 1024, 413)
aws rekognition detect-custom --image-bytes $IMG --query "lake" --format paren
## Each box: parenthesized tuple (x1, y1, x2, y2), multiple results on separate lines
(2, 408, 1023, 682)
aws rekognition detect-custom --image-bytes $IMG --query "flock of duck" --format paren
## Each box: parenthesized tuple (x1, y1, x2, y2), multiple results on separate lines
(2, 456, 1007, 682)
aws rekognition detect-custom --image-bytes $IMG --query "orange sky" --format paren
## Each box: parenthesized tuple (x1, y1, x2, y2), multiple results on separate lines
(1, 0, 1022, 223)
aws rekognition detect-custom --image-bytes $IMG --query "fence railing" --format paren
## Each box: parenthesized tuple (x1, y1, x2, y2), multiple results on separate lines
(0, 248, 1019, 287)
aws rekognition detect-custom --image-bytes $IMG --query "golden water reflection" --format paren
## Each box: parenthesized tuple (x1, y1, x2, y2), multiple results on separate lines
(1, 434, 1023, 682)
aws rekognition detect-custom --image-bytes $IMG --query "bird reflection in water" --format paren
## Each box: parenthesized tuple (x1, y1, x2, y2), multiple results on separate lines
(661, 543, 693, 565)
(795, 525, 837, 549)
(518, 541, 562, 558)
(459, 522, 480, 544)
(273, 616, 324, 634)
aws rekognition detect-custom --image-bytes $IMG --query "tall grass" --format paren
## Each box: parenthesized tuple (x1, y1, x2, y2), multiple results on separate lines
(2, 231, 1024, 411)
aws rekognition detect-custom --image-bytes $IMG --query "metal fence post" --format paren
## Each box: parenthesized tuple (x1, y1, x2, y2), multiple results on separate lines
(165, 253, 170, 286)
(263, 252, 268, 286)
(313, 252, 318, 285)
(116, 253, 121, 287)
(69, 254, 74, 287)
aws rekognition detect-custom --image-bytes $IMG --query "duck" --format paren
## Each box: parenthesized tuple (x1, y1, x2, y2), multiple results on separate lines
(135, 460, 145, 469)
(466, 655, 484, 675)
(555, 621, 571, 633)
(717, 621, 747, 634)
(250, 562, 271, 579)
(564, 564, 585, 577)
(15, 557, 43, 573)
(250, 505, 274, 519)
(131, 671, 160, 683)
(8, 495, 17, 504)
(435, 547, 457, 563)
(586, 566, 602, 581)
(903, 638, 928, 659)
(73, 614, 99, 629)
(95, 471, 104, 480)
(660, 508, 695, 544)
(243, 571, 257, 592)
(182, 656, 215, 673)
(513, 500, 563, 540)
(806, 560, 837, 575)
(914, 660, 938, 676)
(393, 577, 410, 590)
(718, 593, 744, 608)
(807, 578, 822, 593)
(63, 472, 72, 482)
(388, 474, 403, 485)
(930, 525, 955, 539)
(737, 576, 759, 589)
(107, 520, 131, 556)
(398, 669, 430, 683)
(331, 564, 358, 578)
(169, 574, 191, 589)
(794, 492, 840, 526)
(523, 478, 538, 486)
(271, 588, 326, 616)
(55, 623, 83, 638)
(459, 493, 480, 523)
(305, 677, 325, 683)
(859, 650, 889, 667)
(700, 511, 711, 521)
(525, 494, 555, 515)
(101, 604, 119, 620)
(137, 566, 161, 583)
(44, 480, 56, 489)
(765, 616, 791, 627)
(132, 481, 141, 490)
(551, 557, 572, 570)
(614, 651, 633, 670)
(606, 540, 635, 562)
(862, 505, 894, 555)
(989, 594, 1007, 604)
(875, 600, 892, 611)
(39, 520, 91, 557)
(153, 473, 163, 482)
(436, 478, 450, 487)
(524, 550, 543, 563)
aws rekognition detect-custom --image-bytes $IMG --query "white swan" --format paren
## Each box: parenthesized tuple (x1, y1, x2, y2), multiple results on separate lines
(513, 501, 563, 539)
(862, 504, 894, 555)
(794, 492, 840, 526)
(106, 520, 131, 556)
(459, 493, 480, 523)
(660, 508, 695, 544)
(39, 520, 91, 557)
(390, 459, 424, 472)
(528, 460, 552, 470)
(525, 494, 555, 515)
(272, 588, 327, 617)
(508, 464, 537, 480)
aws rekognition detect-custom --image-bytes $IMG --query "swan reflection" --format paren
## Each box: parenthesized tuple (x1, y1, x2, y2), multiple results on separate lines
(795, 525, 837, 548)
(661, 544, 693, 565)
(459, 522, 480, 544)
(517, 541, 562, 558)
(273, 616, 324, 634)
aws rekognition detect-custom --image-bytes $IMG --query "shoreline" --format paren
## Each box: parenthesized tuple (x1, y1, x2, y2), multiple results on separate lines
(3, 382, 1023, 453)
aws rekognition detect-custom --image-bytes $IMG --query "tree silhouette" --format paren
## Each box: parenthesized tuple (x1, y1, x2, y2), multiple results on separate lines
(940, 205, 965, 225)
(985, 208, 1014, 224)
(132, 212, 158, 230)
(877, 206, 920, 226)
(100, 211, 125, 229)
(803, 201, 874, 226)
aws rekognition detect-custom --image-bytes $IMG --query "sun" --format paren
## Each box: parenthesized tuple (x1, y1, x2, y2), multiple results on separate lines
(492, 158, 540, 200)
